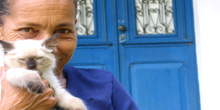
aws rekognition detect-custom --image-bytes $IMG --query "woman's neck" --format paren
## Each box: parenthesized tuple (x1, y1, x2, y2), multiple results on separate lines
(57, 73, 67, 88)
(55, 67, 67, 88)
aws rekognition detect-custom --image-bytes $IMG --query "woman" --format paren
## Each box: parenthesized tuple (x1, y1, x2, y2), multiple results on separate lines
(0, 0, 139, 110)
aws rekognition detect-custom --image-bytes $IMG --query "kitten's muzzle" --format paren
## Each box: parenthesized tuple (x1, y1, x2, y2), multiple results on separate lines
(27, 58, 37, 70)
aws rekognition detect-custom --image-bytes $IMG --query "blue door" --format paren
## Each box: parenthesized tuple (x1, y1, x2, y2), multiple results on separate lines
(67, 0, 200, 110)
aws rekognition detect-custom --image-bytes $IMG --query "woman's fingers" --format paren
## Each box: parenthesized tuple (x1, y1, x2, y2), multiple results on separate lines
(42, 78, 49, 88)
(0, 68, 58, 109)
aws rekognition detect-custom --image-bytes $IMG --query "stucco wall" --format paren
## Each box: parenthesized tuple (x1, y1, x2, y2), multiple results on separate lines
(194, 0, 220, 110)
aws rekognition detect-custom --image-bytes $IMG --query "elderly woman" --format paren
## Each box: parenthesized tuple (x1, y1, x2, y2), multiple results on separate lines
(0, 0, 138, 110)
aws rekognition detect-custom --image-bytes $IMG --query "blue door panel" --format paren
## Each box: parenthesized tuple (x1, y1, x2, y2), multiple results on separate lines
(127, 0, 186, 41)
(67, 46, 116, 75)
(119, 45, 199, 110)
(130, 63, 184, 110)
(68, 0, 200, 110)
(77, 0, 107, 42)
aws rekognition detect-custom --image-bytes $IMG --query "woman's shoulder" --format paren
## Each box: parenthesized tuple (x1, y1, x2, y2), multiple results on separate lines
(64, 66, 112, 74)
(63, 66, 113, 81)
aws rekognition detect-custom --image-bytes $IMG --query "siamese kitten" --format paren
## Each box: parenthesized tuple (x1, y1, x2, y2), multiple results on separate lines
(0, 34, 87, 110)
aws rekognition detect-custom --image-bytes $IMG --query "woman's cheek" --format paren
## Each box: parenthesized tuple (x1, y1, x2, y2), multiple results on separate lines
(4, 33, 22, 41)
(56, 38, 77, 57)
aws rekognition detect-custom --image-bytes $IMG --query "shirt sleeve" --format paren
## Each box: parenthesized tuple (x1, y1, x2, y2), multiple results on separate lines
(112, 76, 139, 110)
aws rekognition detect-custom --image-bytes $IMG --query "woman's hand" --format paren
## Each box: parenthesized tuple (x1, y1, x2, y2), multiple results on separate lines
(0, 66, 58, 110)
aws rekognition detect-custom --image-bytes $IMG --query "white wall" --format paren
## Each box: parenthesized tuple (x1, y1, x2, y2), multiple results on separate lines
(194, 0, 220, 110)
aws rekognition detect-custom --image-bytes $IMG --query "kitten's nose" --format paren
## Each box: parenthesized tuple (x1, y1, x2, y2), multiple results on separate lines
(28, 63, 36, 69)
(27, 59, 36, 70)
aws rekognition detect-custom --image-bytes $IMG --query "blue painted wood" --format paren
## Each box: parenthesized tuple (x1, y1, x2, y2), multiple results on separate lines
(130, 63, 185, 110)
(68, 0, 201, 110)
(77, 0, 107, 42)
(120, 45, 196, 110)
(127, 0, 187, 42)
(67, 0, 119, 77)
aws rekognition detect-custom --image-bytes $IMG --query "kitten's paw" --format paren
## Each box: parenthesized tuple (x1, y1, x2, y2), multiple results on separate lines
(6, 68, 45, 94)
(73, 101, 87, 110)
(23, 70, 45, 94)
(69, 98, 87, 110)
(59, 97, 87, 110)
(25, 80, 45, 94)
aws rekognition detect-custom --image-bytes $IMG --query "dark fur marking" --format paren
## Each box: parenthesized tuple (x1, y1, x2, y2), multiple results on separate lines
(26, 81, 45, 94)
(0, 40, 14, 53)
(27, 58, 37, 70)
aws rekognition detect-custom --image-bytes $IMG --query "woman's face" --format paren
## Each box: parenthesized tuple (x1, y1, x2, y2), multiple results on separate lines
(0, 0, 77, 74)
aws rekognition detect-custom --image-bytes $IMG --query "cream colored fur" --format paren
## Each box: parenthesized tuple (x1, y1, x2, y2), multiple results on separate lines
(3, 39, 87, 110)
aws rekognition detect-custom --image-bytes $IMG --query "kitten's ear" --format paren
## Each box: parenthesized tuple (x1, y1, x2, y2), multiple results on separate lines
(0, 40, 14, 54)
(42, 33, 59, 51)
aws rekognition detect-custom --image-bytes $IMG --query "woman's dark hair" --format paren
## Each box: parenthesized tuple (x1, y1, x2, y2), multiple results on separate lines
(0, 0, 77, 25)
(0, 0, 9, 24)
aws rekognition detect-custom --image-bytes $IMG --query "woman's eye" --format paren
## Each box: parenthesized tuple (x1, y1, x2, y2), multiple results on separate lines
(21, 28, 33, 33)
(58, 29, 71, 34)
(17, 27, 38, 38)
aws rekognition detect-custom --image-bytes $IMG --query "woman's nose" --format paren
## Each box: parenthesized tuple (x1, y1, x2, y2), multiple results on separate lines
(38, 34, 54, 40)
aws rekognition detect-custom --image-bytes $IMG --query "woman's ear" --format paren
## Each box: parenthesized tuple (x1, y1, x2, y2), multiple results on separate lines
(75, 19, 78, 24)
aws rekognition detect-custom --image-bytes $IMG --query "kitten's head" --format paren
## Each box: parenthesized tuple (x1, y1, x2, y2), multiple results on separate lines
(0, 34, 58, 73)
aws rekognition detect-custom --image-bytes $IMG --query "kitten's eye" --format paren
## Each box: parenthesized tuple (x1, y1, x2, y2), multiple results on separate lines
(18, 58, 26, 61)
(36, 57, 43, 60)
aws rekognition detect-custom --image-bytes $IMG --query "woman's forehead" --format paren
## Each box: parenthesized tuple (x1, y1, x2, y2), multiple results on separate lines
(9, 0, 75, 16)
(5, 0, 76, 26)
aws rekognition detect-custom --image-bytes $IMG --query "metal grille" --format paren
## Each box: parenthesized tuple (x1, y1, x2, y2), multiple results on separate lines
(135, 0, 174, 35)
(76, 0, 94, 35)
